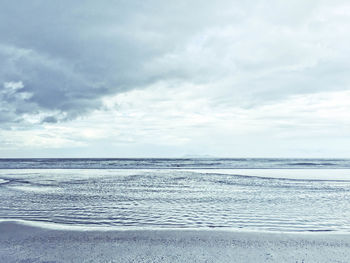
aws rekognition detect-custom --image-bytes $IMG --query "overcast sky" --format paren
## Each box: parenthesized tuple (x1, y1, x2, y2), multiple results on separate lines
(1, 0, 350, 157)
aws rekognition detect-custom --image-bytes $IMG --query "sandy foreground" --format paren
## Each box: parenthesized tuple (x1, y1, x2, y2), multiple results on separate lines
(1, 222, 350, 263)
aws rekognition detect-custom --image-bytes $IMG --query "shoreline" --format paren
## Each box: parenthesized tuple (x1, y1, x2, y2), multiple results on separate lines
(1, 219, 348, 233)
(1, 221, 350, 263)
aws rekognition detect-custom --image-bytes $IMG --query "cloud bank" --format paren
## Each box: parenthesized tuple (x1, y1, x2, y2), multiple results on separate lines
(1, 0, 350, 156)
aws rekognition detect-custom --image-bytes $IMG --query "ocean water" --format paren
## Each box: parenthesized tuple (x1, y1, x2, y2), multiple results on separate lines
(1, 158, 350, 232)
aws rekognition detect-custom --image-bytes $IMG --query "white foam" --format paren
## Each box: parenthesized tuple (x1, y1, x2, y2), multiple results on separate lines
(0, 219, 114, 231)
(9, 185, 58, 193)
(0, 179, 9, 184)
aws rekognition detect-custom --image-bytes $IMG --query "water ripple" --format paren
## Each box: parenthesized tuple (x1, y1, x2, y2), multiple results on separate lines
(1, 169, 350, 232)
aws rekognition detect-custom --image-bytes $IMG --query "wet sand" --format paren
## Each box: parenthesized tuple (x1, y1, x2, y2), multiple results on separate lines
(1, 221, 350, 263)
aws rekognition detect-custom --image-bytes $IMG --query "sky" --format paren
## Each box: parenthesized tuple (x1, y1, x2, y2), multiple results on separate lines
(1, 0, 350, 158)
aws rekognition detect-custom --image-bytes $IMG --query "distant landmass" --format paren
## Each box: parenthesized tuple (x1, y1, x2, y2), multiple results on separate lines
(182, 154, 216, 158)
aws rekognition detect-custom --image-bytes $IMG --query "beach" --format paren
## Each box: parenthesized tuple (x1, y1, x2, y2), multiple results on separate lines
(1, 221, 350, 263)
(1, 161, 350, 262)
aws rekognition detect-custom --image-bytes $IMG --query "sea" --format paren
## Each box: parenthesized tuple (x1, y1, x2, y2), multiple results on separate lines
(1, 158, 350, 232)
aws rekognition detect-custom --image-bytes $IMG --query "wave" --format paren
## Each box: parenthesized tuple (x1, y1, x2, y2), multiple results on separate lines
(0, 179, 9, 185)
(1, 158, 350, 169)
(288, 162, 336, 166)
(0, 219, 115, 231)
(0, 219, 344, 234)
(191, 169, 350, 181)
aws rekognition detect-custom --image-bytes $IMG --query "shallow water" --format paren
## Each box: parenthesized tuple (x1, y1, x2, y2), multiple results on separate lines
(1, 165, 350, 232)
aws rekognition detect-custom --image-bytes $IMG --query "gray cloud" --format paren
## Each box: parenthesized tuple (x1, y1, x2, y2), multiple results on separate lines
(1, 0, 350, 126)
(0, 0, 173, 124)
